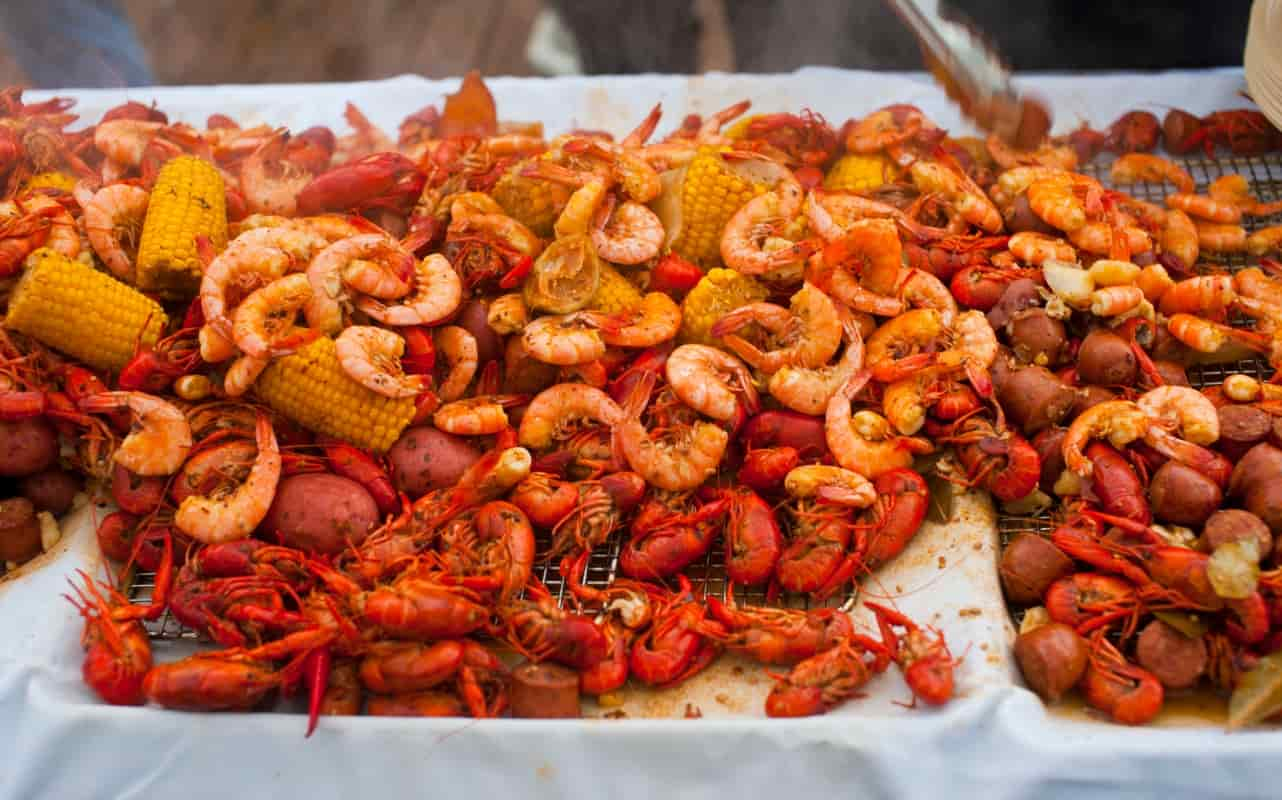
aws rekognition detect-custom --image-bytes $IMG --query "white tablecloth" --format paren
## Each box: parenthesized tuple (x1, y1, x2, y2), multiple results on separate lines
(0, 67, 1272, 800)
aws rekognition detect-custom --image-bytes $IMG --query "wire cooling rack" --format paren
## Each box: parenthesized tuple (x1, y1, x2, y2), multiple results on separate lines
(126, 150, 1282, 640)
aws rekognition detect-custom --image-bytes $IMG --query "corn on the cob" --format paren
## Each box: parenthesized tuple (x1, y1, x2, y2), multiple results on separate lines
(256, 336, 415, 452)
(5, 247, 166, 373)
(678, 267, 769, 346)
(588, 262, 644, 314)
(135, 155, 227, 296)
(22, 171, 77, 193)
(490, 161, 570, 238)
(824, 154, 896, 193)
(672, 147, 768, 267)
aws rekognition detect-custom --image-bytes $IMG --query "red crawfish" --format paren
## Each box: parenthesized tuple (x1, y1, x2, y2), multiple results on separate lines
(310, 559, 492, 641)
(701, 590, 854, 665)
(764, 636, 889, 717)
(499, 580, 609, 671)
(736, 446, 800, 495)
(1080, 632, 1163, 725)
(435, 500, 536, 604)
(618, 490, 729, 580)
(940, 410, 1040, 503)
(864, 602, 959, 706)
(561, 551, 656, 696)
(629, 575, 720, 687)
(296, 152, 424, 215)
(116, 327, 201, 393)
(707, 485, 783, 587)
(319, 438, 399, 518)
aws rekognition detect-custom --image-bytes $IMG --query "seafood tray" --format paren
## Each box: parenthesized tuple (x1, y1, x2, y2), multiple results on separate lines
(6, 69, 1282, 800)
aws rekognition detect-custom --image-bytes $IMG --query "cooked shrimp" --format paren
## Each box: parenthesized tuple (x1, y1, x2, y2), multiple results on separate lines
(298, 213, 383, 243)
(1008, 231, 1076, 266)
(305, 233, 404, 333)
(865, 308, 946, 380)
(590, 196, 663, 264)
(18, 192, 78, 258)
(448, 205, 544, 260)
(522, 313, 610, 366)
(199, 325, 239, 364)
(991, 166, 1068, 207)
(1089, 285, 1145, 317)
(1207, 174, 1282, 217)
(561, 137, 662, 203)
(222, 354, 269, 397)
(1160, 208, 1199, 268)
(175, 412, 280, 545)
(1137, 386, 1219, 446)
(334, 102, 394, 163)
(720, 190, 814, 275)
(1166, 193, 1242, 224)
(200, 239, 295, 342)
(846, 106, 931, 154)
(92, 119, 164, 167)
(1157, 275, 1235, 317)
(356, 253, 462, 327)
(1195, 221, 1247, 253)
(334, 326, 429, 399)
(815, 217, 903, 298)
(896, 268, 958, 323)
(231, 273, 316, 359)
(881, 369, 953, 436)
(240, 130, 313, 216)
(1247, 225, 1282, 256)
(712, 282, 842, 373)
(1109, 154, 1195, 194)
(518, 384, 623, 450)
(910, 159, 1003, 233)
(75, 182, 148, 281)
(664, 344, 758, 422)
(986, 135, 1077, 171)
(768, 321, 864, 416)
(434, 325, 478, 402)
(487, 292, 530, 335)
(615, 374, 727, 491)
(519, 162, 610, 240)
(803, 189, 912, 242)
(341, 250, 415, 299)
(1067, 222, 1152, 257)
(1062, 400, 1150, 477)
(80, 391, 192, 476)
(827, 375, 931, 478)
(782, 464, 876, 508)
(1236, 267, 1282, 307)
(1166, 313, 1267, 356)
(1026, 172, 1101, 233)
(596, 292, 681, 349)
(433, 396, 525, 436)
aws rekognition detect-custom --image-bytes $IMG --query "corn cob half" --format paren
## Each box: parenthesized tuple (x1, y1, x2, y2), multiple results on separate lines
(135, 155, 227, 296)
(256, 336, 415, 453)
(678, 267, 769, 346)
(671, 146, 769, 267)
(824, 154, 897, 193)
(490, 160, 571, 239)
(587, 262, 644, 314)
(22, 171, 78, 193)
(5, 247, 167, 373)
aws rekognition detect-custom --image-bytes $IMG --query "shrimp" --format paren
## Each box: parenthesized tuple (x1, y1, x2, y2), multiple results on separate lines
(1195, 221, 1247, 253)
(199, 326, 238, 365)
(596, 292, 681, 349)
(719, 190, 814, 275)
(1160, 208, 1199, 268)
(222, 354, 269, 398)
(615, 374, 727, 492)
(1067, 222, 1152, 257)
(846, 106, 933, 155)
(803, 189, 917, 242)
(434, 326, 478, 402)
(827, 376, 931, 478)
(522, 313, 611, 366)
(448, 206, 544, 261)
(1008, 231, 1076, 266)
(1247, 225, 1282, 256)
(356, 253, 462, 327)
(590, 196, 663, 264)
(487, 292, 530, 335)
(231, 273, 316, 359)
(664, 344, 758, 422)
(896, 268, 958, 322)
(1137, 386, 1219, 446)
(519, 163, 610, 240)
(986, 135, 1077, 171)
(334, 326, 429, 399)
(175, 412, 279, 545)
(909, 160, 1003, 233)
(1109, 154, 1195, 194)
(1236, 267, 1282, 307)
(92, 119, 164, 167)
(712, 282, 842, 373)
(560, 137, 661, 203)
(1166, 193, 1242, 224)
(1157, 275, 1235, 317)
(1026, 172, 1102, 233)
(1207, 174, 1282, 217)
(17, 192, 78, 258)
(334, 102, 394, 164)
(305, 233, 407, 334)
(815, 217, 903, 299)
(768, 321, 864, 416)
(518, 384, 623, 450)
(240, 130, 313, 217)
(1062, 400, 1150, 477)
(433, 396, 526, 436)
(79, 391, 192, 476)
(1090, 285, 1145, 317)
(1166, 313, 1268, 356)
(991, 166, 1068, 208)
(880, 368, 957, 436)
(199, 237, 299, 343)
(75, 182, 148, 281)
(865, 308, 945, 379)
(782, 465, 876, 508)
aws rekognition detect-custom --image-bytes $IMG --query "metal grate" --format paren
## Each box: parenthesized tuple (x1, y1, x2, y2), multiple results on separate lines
(127, 150, 1282, 640)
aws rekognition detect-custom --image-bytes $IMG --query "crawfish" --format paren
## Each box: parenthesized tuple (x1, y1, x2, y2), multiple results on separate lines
(499, 580, 609, 670)
(618, 490, 729, 580)
(1080, 632, 1163, 725)
(64, 572, 155, 706)
(629, 575, 720, 687)
(940, 410, 1040, 503)
(435, 500, 535, 603)
(701, 590, 854, 665)
(116, 327, 202, 393)
(545, 472, 646, 561)
(865, 602, 958, 706)
(311, 559, 491, 641)
(709, 486, 784, 587)
(764, 636, 888, 717)
(561, 551, 656, 695)
(775, 499, 854, 597)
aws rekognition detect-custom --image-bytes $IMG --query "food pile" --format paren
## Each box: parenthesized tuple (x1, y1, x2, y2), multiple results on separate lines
(1, 75, 1281, 727)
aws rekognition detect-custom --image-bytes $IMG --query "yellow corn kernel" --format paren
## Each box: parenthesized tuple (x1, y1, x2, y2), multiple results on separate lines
(22, 171, 77, 193)
(672, 146, 768, 267)
(5, 247, 166, 373)
(678, 267, 769, 346)
(824, 154, 897, 193)
(256, 337, 415, 453)
(588, 262, 644, 314)
(135, 155, 227, 296)
(491, 160, 571, 238)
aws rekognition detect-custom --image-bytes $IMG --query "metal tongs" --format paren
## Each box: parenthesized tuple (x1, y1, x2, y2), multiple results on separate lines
(884, 0, 1051, 148)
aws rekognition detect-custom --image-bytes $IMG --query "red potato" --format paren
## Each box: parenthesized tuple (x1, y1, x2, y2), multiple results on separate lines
(1149, 461, 1221, 528)
(19, 469, 81, 515)
(387, 426, 482, 498)
(1008, 309, 1067, 367)
(0, 418, 58, 477)
(1201, 510, 1271, 562)
(455, 299, 503, 367)
(996, 366, 1076, 435)
(1230, 444, 1282, 534)
(261, 474, 380, 554)
(0, 498, 41, 563)
(1076, 330, 1137, 386)
(1000, 533, 1073, 605)
(986, 278, 1042, 329)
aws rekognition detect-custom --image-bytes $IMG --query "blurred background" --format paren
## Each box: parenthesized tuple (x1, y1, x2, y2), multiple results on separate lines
(0, 0, 1253, 88)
